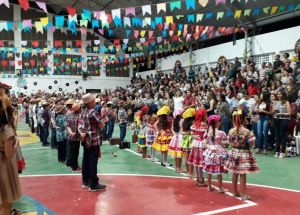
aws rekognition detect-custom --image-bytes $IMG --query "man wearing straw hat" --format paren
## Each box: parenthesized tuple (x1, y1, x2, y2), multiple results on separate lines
(79, 93, 106, 191)
(66, 103, 82, 172)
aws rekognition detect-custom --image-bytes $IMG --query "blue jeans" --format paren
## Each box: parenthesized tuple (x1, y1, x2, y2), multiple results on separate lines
(220, 115, 230, 135)
(107, 120, 115, 139)
(252, 122, 258, 148)
(257, 116, 269, 150)
(119, 123, 127, 142)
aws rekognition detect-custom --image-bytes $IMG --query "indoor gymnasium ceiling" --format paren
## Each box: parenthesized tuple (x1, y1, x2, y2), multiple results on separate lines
(35, 0, 300, 41)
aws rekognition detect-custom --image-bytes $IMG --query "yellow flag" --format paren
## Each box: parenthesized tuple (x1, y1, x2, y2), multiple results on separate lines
(140, 30, 146, 38)
(35, 21, 43, 33)
(271, 6, 278, 15)
(234, 10, 242, 18)
(40, 17, 49, 27)
(165, 16, 173, 25)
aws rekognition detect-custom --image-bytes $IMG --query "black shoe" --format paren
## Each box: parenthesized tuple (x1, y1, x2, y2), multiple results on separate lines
(89, 184, 107, 192)
(161, 162, 165, 167)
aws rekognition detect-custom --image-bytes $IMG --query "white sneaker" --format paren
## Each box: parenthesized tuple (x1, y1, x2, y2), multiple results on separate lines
(274, 152, 280, 158)
(279, 153, 285, 159)
(151, 157, 159, 162)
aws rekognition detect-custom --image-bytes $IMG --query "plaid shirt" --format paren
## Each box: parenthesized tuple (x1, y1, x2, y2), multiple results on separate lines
(79, 107, 102, 147)
(55, 114, 67, 142)
(65, 112, 81, 141)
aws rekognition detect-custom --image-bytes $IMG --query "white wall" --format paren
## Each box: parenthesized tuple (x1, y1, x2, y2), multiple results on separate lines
(1, 76, 130, 94)
(158, 25, 300, 71)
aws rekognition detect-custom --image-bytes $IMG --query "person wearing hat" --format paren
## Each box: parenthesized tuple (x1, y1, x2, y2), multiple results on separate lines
(55, 105, 67, 163)
(64, 99, 75, 167)
(180, 108, 196, 178)
(152, 106, 173, 166)
(28, 98, 36, 133)
(41, 101, 51, 146)
(50, 101, 59, 149)
(66, 103, 82, 172)
(78, 93, 106, 191)
(0, 94, 22, 215)
(118, 100, 128, 143)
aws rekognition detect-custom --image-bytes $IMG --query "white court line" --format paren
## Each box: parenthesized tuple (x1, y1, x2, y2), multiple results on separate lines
(22, 147, 50, 151)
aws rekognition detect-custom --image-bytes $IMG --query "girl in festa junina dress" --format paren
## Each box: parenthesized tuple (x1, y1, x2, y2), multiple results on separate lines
(180, 108, 196, 178)
(225, 109, 259, 200)
(146, 114, 158, 161)
(203, 115, 228, 192)
(153, 106, 173, 166)
(168, 108, 184, 172)
(187, 109, 208, 186)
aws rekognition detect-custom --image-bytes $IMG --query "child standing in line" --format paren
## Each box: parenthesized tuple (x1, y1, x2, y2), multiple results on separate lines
(146, 114, 158, 162)
(168, 108, 184, 172)
(187, 109, 208, 186)
(138, 113, 149, 158)
(180, 108, 196, 178)
(153, 106, 173, 166)
(134, 106, 149, 153)
(203, 115, 228, 192)
(225, 109, 259, 200)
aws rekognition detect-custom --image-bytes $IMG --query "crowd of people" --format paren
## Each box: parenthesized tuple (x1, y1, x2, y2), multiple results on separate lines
(1, 50, 300, 213)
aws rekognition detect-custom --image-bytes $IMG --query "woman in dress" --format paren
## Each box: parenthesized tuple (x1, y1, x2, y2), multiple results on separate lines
(0, 95, 22, 214)
(225, 109, 259, 200)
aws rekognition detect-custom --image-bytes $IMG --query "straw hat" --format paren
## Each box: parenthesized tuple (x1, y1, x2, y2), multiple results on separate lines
(56, 105, 65, 113)
(29, 98, 36, 103)
(36, 98, 42, 102)
(157, 106, 170, 116)
(65, 99, 75, 105)
(182, 108, 196, 119)
(82, 93, 95, 104)
(71, 103, 81, 112)
(0, 82, 11, 89)
(95, 98, 101, 103)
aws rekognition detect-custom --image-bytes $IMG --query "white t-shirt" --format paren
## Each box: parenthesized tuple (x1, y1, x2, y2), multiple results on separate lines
(173, 97, 184, 110)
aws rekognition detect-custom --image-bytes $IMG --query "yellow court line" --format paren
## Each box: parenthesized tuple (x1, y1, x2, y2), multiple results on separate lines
(17, 130, 40, 146)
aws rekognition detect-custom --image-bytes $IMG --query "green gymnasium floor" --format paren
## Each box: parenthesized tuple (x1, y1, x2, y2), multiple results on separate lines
(15, 122, 300, 215)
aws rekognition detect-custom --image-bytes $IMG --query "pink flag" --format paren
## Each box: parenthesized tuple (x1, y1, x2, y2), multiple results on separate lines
(0, 0, 10, 8)
(22, 19, 32, 29)
(98, 29, 104, 35)
(148, 31, 153, 38)
(125, 7, 135, 16)
(36, 1, 48, 13)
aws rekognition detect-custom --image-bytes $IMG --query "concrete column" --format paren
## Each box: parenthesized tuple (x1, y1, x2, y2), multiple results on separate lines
(13, 5, 22, 71)
(81, 30, 87, 73)
(47, 14, 54, 74)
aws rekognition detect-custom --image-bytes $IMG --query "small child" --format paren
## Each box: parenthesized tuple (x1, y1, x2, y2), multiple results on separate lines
(153, 106, 173, 166)
(168, 108, 184, 172)
(225, 109, 259, 200)
(146, 114, 158, 162)
(138, 114, 149, 158)
(203, 115, 228, 192)
(134, 106, 149, 153)
(180, 108, 196, 178)
(187, 109, 208, 186)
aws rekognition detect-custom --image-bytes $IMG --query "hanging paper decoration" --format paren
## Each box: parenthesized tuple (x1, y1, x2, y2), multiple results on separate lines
(199, 0, 209, 8)
(18, 0, 30, 11)
(75, 40, 82, 47)
(186, 0, 195, 10)
(157, 3, 166, 13)
(67, 6, 77, 16)
(55, 16, 65, 28)
(125, 7, 135, 16)
(31, 40, 39, 48)
(36, 1, 48, 13)
(0, 0, 9, 8)
(142, 5, 151, 16)
(82, 9, 92, 21)
(170, 1, 181, 11)
(215, 0, 226, 5)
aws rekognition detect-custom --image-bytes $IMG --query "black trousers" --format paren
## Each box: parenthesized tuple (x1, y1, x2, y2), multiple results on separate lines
(57, 140, 67, 162)
(274, 119, 289, 153)
(65, 140, 72, 167)
(69, 140, 80, 170)
(82, 145, 99, 187)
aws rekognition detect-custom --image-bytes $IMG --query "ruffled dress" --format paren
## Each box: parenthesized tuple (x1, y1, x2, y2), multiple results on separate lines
(168, 132, 183, 158)
(180, 132, 193, 151)
(203, 130, 228, 175)
(187, 123, 208, 167)
(153, 129, 173, 152)
(146, 125, 157, 146)
(225, 128, 259, 174)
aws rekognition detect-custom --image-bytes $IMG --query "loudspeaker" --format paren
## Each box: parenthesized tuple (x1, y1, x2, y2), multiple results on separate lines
(119, 141, 130, 149)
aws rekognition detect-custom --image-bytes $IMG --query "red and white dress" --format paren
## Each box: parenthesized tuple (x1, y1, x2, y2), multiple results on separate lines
(203, 129, 228, 175)
(187, 122, 208, 167)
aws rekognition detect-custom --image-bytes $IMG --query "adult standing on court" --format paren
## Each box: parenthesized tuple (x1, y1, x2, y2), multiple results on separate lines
(78, 94, 106, 191)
